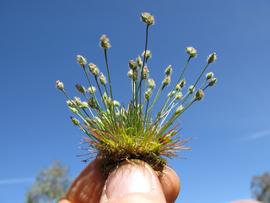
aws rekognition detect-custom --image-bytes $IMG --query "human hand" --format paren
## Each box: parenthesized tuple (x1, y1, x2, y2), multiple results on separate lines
(59, 158, 180, 203)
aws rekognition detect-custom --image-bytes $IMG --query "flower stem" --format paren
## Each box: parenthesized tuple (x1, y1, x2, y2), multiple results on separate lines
(137, 24, 149, 108)
(104, 49, 113, 100)
(82, 66, 100, 109)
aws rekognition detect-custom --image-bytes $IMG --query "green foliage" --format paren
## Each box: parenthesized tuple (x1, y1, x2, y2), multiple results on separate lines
(56, 12, 218, 172)
(251, 172, 270, 203)
(26, 161, 71, 203)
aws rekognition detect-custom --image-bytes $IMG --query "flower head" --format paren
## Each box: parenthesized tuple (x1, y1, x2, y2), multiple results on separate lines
(195, 89, 204, 100)
(137, 56, 143, 67)
(129, 60, 137, 70)
(206, 72, 214, 80)
(144, 88, 153, 100)
(175, 92, 183, 100)
(186, 47, 197, 58)
(164, 65, 173, 76)
(167, 91, 176, 98)
(207, 52, 217, 64)
(141, 12, 155, 25)
(147, 78, 156, 89)
(75, 84, 86, 94)
(76, 55, 87, 66)
(99, 73, 107, 85)
(88, 86, 96, 94)
(162, 76, 171, 87)
(88, 63, 100, 76)
(188, 85, 195, 93)
(142, 66, 149, 79)
(70, 117, 80, 126)
(141, 50, 152, 60)
(113, 100, 120, 108)
(56, 80, 64, 91)
(100, 34, 111, 49)
(209, 77, 217, 86)
(175, 105, 184, 114)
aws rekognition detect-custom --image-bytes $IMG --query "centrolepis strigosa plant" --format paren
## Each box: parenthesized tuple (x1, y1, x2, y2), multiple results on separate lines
(56, 12, 218, 173)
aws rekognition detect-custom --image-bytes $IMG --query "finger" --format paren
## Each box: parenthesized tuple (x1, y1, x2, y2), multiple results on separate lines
(99, 160, 166, 203)
(159, 166, 180, 203)
(64, 158, 106, 203)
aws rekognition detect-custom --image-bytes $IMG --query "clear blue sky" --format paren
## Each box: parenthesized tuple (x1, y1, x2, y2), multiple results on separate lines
(1, 0, 270, 202)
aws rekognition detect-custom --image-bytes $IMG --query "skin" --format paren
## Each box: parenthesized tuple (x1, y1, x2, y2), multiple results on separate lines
(59, 158, 180, 203)
(58, 159, 261, 203)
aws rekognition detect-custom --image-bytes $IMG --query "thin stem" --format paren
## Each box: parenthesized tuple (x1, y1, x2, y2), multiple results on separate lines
(82, 67, 100, 109)
(94, 76, 107, 109)
(137, 25, 149, 107)
(193, 63, 209, 88)
(176, 57, 191, 84)
(144, 99, 149, 127)
(147, 84, 163, 116)
(104, 49, 113, 100)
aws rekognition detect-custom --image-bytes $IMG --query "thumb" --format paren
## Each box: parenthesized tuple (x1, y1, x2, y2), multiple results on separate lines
(99, 160, 166, 203)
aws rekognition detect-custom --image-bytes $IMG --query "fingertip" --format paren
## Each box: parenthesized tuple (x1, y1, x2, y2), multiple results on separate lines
(100, 160, 166, 203)
(159, 166, 180, 203)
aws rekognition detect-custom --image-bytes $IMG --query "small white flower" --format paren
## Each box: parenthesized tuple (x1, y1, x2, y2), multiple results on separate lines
(141, 12, 155, 25)
(175, 105, 184, 114)
(207, 52, 217, 64)
(76, 55, 87, 66)
(188, 85, 195, 93)
(88, 86, 96, 94)
(56, 80, 64, 91)
(148, 78, 156, 89)
(186, 47, 197, 58)
(141, 50, 152, 60)
(206, 72, 214, 80)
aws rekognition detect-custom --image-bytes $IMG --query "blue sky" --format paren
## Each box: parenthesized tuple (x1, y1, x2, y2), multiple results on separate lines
(1, 0, 270, 202)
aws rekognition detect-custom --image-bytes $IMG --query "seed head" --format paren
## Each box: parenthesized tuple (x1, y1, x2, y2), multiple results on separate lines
(207, 52, 217, 64)
(88, 63, 100, 76)
(144, 88, 153, 100)
(175, 105, 184, 114)
(167, 91, 176, 98)
(175, 92, 183, 100)
(141, 12, 155, 26)
(186, 47, 197, 58)
(88, 97, 98, 109)
(142, 66, 149, 79)
(179, 79, 186, 88)
(206, 72, 214, 80)
(100, 34, 111, 49)
(148, 78, 156, 89)
(209, 77, 217, 86)
(127, 70, 133, 79)
(137, 56, 143, 67)
(113, 100, 120, 108)
(75, 84, 86, 94)
(162, 75, 171, 87)
(70, 117, 80, 126)
(195, 89, 204, 100)
(56, 80, 64, 91)
(175, 83, 181, 91)
(66, 100, 75, 108)
(88, 86, 96, 94)
(69, 106, 78, 114)
(141, 50, 152, 60)
(74, 97, 83, 107)
(165, 65, 173, 76)
(99, 73, 107, 85)
(76, 55, 87, 66)
(129, 60, 137, 70)
(188, 85, 195, 93)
